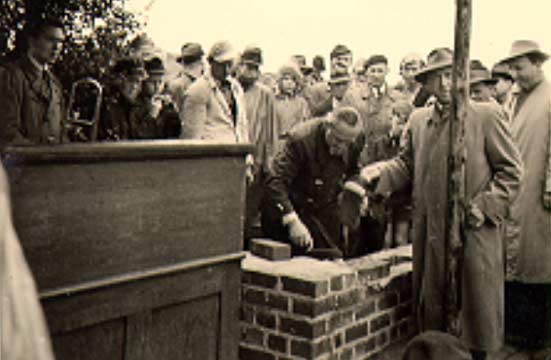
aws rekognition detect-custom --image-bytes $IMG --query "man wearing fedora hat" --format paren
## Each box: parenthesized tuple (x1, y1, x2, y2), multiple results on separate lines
(234, 46, 279, 243)
(181, 41, 248, 143)
(351, 47, 523, 360)
(469, 60, 498, 104)
(98, 57, 146, 140)
(499, 40, 551, 358)
(166, 42, 204, 115)
(263, 106, 365, 258)
(131, 57, 179, 139)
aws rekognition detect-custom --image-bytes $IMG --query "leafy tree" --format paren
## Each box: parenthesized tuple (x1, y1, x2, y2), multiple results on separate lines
(0, 0, 144, 90)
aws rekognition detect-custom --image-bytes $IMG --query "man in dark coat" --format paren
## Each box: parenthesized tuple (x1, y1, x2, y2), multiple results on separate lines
(0, 17, 65, 147)
(355, 48, 523, 360)
(132, 57, 179, 139)
(235, 46, 279, 242)
(98, 57, 146, 140)
(264, 106, 365, 258)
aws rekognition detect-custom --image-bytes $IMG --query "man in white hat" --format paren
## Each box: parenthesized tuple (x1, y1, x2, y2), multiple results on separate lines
(499, 40, 551, 359)
(263, 106, 365, 259)
(181, 41, 248, 143)
(350, 47, 523, 360)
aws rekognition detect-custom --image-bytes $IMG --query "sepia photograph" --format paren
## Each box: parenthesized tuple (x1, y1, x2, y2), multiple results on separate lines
(0, 0, 550, 359)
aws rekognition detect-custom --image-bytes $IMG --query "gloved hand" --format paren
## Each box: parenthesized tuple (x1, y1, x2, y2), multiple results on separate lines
(359, 164, 382, 190)
(284, 213, 314, 250)
(543, 190, 551, 211)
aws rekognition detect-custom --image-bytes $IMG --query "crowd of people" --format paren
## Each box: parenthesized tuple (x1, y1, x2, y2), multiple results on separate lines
(0, 16, 550, 360)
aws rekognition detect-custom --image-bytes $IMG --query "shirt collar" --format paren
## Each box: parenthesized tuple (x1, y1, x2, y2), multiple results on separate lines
(428, 101, 451, 125)
(27, 52, 48, 73)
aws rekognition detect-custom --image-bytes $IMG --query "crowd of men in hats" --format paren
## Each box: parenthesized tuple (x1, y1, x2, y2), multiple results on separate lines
(0, 15, 550, 360)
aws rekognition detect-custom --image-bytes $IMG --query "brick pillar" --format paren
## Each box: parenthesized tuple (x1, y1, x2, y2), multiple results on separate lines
(240, 245, 415, 360)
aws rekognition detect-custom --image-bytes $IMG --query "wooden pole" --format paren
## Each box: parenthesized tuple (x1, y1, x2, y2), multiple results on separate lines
(446, 0, 471, 336)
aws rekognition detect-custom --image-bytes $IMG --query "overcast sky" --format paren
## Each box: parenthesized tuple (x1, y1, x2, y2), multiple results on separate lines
(127, 0, 551, 83)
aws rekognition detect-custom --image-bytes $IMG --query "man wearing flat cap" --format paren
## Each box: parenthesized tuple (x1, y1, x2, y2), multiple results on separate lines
(491, 62, 515, 113)
(98, 57, 146, 140)
(351, 47, 522, 360)
(264, 106, 365, 258)
(469, 60, 498, 104)
(499, 40, 551, 358)
(181, 41, 248, 143)
(235, 46, 279, 243)
(166, 42, 204, 115)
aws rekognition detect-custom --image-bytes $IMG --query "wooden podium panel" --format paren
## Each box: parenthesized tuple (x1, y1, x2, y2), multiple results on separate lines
(3, 140, 250, 360)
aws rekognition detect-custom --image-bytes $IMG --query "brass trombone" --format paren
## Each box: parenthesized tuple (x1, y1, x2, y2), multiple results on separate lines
(65, 77, 103, 142)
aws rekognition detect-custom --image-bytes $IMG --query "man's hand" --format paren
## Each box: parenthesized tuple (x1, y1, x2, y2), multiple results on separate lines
(284, 213, 313, 251)
(543, 190, 551, 211)
(467, 204, 485, 229)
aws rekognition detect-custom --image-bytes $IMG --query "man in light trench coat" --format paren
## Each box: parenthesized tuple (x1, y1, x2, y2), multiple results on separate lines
(354, 48, 523, 360)
(500, 40, 551, 358)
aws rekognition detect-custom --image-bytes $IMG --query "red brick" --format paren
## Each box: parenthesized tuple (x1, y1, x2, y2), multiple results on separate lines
(329, 310, 354, 332)
(239, 345, 275, 360)
(257, 311, 276, 329)
(267, 293, 289, 311)
(356, 301, 376, 320)
(357, 261, 390, 282)
(330, 274, 355, 292)
(355, 337, 376, 356)
(390, 325, 400, 342)
(377, 331, 389, 347)
(293, 296, 335, 318)
(241, 304, 255, 324)
(339, 348, 354, 360)
(250, 238, 292, 261)
(280, 316, 326, 339)
(394, 302, 412, 322)
(291, 338, 331, 358)
(399, 285, 413, 304)
(243, 288, 289, 311)
(268, 334, 287, 354)
(370, 313, 391, 333)
(345, 322, 368, 343)
(333, 332, 344, 349)
(282, 277, 329, 298)
(377, 292, 398, 311)
(243, 287, 267, 306)
(248, 271, 279, 289)
(335, 289, 360, 310)
(241, 326, 264, 346)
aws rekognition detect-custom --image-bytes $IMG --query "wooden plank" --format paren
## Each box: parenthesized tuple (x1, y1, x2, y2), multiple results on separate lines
(2, 140, 252, 165)
(51, 318, 126, 360)
(9, 157, 245, 291)
(446, 0, 471, 335)
(42, 260, 240, 334)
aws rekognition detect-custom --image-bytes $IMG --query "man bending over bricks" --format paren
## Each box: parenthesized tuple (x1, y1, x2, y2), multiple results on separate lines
(263, 106, 366, 259)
